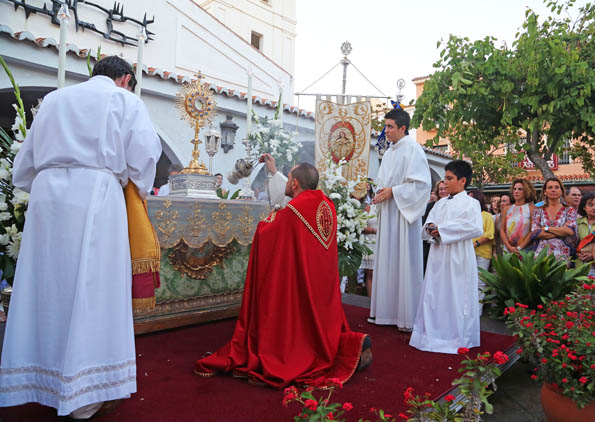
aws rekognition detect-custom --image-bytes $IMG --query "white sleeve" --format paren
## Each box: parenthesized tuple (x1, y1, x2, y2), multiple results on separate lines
(268, 171, 288, 207)
(438, 200, 484, 245)
(122, 97, 162, 196)
(391, 145, 431, 224)
(12, 117, 39, 193)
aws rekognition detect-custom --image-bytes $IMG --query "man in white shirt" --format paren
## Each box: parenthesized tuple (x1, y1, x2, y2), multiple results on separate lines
(0, 56, 162, 419)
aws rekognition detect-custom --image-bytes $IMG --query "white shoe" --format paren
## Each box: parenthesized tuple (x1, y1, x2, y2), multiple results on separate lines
(367, 317, 376, 324)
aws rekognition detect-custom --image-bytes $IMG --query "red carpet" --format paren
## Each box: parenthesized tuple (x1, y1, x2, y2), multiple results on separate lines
(0, 305, 514, 421)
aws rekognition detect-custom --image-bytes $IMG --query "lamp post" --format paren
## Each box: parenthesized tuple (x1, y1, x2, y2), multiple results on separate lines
(220, 114, 239, 153)
(135, 26, 147, 96)
(57, 4, 71, 89)
(396, 78, 405, 104)
(204, 126, 221, 175)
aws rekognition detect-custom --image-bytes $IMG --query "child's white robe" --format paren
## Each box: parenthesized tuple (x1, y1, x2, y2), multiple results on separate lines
(409, 191, 483, 354)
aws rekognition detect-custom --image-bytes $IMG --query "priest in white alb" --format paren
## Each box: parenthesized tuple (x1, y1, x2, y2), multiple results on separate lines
(369, 107, 431, 330)
(0, 56, 162, 419)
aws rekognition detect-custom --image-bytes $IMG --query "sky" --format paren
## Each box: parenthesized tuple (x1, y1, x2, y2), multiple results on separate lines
(293, 0, 585, 111)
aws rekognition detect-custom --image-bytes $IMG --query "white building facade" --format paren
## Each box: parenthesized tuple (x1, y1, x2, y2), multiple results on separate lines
(0, 0, 311, 191)
(198, 0, 296, 77)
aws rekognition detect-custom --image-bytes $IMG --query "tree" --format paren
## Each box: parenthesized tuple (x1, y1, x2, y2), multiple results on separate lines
(412, 0, 595, 181)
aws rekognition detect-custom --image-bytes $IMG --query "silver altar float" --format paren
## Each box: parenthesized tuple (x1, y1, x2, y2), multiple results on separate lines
(169, 72, 220, 198)
(133, 72, 271, 334)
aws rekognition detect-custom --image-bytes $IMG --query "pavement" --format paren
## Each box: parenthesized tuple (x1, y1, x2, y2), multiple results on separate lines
(0, 296, 545, 422)
(342, 293, 545, 422)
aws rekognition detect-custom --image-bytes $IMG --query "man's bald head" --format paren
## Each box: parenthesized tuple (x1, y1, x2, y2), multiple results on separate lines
(291, 163, 319, 190)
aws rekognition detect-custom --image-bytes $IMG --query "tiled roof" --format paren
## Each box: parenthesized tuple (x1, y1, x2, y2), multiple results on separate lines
(525, 173, 592, 183)
(412, 75, 431, 82)
(0, 24, 314, 119)
(422, 146, 452, 158)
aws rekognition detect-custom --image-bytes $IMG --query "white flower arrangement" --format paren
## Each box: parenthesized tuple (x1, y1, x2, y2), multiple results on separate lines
(319, 157, 371, 277)
(0, 56, 29, 285)
(246, 100, 302, 172)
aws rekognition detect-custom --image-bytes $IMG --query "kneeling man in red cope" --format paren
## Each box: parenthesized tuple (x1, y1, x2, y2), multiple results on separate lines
(195, 162, 371, 388)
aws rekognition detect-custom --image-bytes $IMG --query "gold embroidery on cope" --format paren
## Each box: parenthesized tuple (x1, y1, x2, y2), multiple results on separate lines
(316, 201, 334, 243)
(287, 201, 335, 250)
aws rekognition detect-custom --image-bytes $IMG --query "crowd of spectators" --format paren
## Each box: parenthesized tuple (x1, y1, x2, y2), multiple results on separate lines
(477, 179, 594, 276)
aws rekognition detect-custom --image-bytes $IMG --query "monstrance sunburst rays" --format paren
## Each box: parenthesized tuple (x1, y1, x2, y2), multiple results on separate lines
(175, 71, 217, 174)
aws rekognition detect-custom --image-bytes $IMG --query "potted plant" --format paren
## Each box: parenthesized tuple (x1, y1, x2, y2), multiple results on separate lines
(480, 249, 590, 317)
(505, 280, 595, 420)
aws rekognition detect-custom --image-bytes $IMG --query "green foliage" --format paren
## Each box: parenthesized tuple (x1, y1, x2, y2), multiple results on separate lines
(480, 249, 590, 317)
(86, 46, 102, 77)
(338, 240, 370, 280)
(216, 188, 240, 200)
(0, 56, 26, 137)
(412, 0, 595, 181)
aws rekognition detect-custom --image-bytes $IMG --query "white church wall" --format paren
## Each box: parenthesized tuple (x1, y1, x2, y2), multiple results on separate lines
(0, 0, 293, 104)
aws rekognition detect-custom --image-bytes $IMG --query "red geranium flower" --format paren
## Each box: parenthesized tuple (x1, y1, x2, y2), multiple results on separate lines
(398, 414, 409, 420)
(444, 394, 456, 402)
(457, 347, 470, 355)
(304, 399, 318, 411)
(493, 351, 509, 365)
(342, 402, 353, 411)
(579, 377, 588, 384)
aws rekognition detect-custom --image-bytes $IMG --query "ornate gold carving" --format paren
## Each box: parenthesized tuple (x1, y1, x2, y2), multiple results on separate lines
(168, 239, 235, 280)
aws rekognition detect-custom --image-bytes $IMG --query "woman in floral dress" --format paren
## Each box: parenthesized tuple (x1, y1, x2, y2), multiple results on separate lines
(531, 178, 577, 261)
(500, 179, 537, 254)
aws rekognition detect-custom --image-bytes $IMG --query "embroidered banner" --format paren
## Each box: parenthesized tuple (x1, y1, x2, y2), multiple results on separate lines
(315, 99, 371, 198)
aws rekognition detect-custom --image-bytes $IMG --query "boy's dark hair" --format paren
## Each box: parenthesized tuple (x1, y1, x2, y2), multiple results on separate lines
(214, 173, 223, 177)
(445, 160, 473, 189)
(384, 108, 410, 135)
(468, 189, 487, 212)
(291, 163, 319, 190)
(92, 56, 137, 91)
(578, 191, 595, 216)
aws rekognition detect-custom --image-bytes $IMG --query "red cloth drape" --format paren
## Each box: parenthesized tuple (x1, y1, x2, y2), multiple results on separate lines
(195, 190, 367, 388)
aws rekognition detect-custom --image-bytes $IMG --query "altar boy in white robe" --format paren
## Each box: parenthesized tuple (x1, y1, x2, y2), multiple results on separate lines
(409, 160, 483, 354)
(369, 108, 431, 330)
(0, 56, 162, 418)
